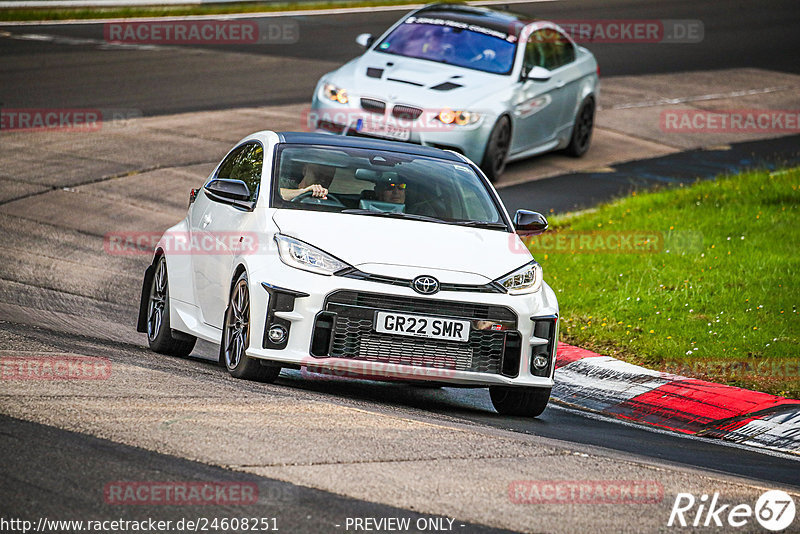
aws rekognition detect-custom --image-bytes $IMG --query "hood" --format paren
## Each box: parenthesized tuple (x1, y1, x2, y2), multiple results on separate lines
(272, 210, 529, 282)
(328, 52, 510, 109)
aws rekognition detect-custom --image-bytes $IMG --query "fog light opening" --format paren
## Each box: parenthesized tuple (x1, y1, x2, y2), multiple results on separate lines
(532, 354, 549, 370)
(267, 324, 288, 344)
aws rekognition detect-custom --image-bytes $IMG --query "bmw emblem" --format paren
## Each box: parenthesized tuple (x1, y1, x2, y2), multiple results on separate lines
(412, 275, 439, 295)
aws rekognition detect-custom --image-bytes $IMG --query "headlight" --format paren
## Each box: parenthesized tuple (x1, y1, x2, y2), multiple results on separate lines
(275, 234, 349, 275)
(323, 83, 349, 104)
(436, 108, 481, 126)
(495, 261, 543, 294)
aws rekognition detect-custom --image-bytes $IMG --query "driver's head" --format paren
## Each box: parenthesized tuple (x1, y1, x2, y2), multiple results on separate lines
(301, 163, 336, 189)
(376, 180, 406, 204)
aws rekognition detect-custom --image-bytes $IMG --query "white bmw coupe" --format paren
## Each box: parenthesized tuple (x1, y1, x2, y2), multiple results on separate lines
(137, 132, 559, 416)
(310, 3, 598, 180)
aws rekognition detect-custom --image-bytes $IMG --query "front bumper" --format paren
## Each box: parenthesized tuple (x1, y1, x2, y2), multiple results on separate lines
(309, 95, 495, 167)
(246, 263, 558, 388)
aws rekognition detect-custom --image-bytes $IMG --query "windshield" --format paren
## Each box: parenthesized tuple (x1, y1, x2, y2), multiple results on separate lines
(271, 145, 507, 229)
(375, 17, 518, 75)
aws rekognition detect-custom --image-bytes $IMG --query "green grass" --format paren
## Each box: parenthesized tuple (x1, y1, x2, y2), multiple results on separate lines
(529, 167, 800, 398)
(0, 0, 443, 22)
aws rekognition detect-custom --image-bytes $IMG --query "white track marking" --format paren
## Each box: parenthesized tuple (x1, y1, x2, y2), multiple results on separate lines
(0, 0, 557, 25)
(607, 86, 796, 110)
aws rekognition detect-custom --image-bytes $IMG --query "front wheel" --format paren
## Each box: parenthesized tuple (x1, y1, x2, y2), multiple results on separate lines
(489, 386, 550, 417)
(221, 272, 281, 382)
(146, 256, 196, 357)
(564, 98, 595, 157)
(480, 116, 511, 182)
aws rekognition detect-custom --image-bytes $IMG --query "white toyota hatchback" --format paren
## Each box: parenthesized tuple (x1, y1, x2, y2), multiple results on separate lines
(137, 132, 559, 416)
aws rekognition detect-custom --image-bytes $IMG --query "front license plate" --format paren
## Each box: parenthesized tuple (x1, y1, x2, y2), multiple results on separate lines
(374, 312, 470, 343)
(355, 119, 411, 141)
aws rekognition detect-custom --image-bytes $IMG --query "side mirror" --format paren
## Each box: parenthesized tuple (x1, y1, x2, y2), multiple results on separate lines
(204, 179, 253, 208)
(355, 33, 375, 49)
(514, 210, 548, 236)
(526, 66, 552, 82)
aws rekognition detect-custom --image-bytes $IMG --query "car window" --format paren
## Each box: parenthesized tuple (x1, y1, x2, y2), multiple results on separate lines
(214, 142, 263, 203)
(524, 28, 575, 73)
(376, 17, 518, 75)
(271, 145, 507, 228)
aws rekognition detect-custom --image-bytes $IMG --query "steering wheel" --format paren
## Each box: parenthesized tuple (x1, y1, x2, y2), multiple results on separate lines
(291, 190, 345, 207)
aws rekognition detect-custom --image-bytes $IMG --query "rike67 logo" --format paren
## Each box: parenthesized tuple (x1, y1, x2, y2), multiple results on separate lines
(668, 490, 796, 531)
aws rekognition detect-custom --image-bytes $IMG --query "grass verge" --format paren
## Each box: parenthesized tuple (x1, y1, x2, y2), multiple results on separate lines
(529, 167, 799, 398)
(0, 0, 438, 22)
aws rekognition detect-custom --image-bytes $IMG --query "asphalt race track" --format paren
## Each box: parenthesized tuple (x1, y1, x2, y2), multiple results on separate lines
(1, 0, 799, 532)
(1, 0, 799, 115)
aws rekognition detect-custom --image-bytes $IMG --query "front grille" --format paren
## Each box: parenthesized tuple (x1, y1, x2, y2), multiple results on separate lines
(313, 290, 519, 376)
(327, 290, 515, 321)
(337, 267, 504, 294)
(360, 98, 386, 114)
(392, 105, 423, 120)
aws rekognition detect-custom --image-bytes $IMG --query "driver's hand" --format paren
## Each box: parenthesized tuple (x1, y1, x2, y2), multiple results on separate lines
(305, 184, 328, 198)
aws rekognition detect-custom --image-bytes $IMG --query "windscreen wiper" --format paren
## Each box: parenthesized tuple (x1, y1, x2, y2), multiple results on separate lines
(450, 220, 509, 230)
(341, 209, 446, 224)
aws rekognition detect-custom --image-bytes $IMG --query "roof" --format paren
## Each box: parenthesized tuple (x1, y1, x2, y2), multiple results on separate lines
(276, 132, 465, 162)
(413, 3, 531, 37)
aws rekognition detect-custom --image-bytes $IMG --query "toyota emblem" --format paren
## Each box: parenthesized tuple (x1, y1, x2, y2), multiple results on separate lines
(412, 275, 440, 295)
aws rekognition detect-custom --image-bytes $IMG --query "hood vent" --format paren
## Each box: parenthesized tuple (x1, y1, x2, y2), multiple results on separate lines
(366, 67, 383, 79)
(386, 77, 424, 87)
(431, 81, 463, 91)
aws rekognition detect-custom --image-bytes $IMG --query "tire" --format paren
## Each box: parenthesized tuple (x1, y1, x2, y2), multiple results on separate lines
(489, 386, 550, 417)
(480, 116, 511, 182)
(221, 271, 281, 382)
(564, 98, 595, 157)
(146, 256, 196, 357)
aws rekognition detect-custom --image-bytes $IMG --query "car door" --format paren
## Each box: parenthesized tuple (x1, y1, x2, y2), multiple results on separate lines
(510, 28, 570, 154)
(543, 28, 581, 134)
(195, 142, 264, 328)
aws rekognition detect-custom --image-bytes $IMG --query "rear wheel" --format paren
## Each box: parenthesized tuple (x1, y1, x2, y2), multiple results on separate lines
(489, 386, 550, 417)
(480, 116, 511, 182)
(564, 98, 595, 157)
(222, 272, 281, 382)
(146, 256, 196, 357)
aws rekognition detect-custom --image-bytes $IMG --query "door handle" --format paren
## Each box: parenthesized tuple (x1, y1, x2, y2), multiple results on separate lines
(202, 214, 212, 228)
(555, 80, 565, 89)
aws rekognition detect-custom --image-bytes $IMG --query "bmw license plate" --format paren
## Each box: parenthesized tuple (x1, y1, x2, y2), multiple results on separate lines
(374, 311, 470, 342)
(354, 119, 411, 141)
